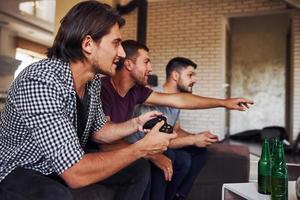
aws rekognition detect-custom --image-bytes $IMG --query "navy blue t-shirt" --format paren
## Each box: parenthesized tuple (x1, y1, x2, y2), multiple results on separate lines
(100, 76, 153, 122)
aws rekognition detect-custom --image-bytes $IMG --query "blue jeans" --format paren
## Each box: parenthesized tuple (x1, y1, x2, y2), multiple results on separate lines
(150, 147, 207, 200)
(175, 146, 207, 198)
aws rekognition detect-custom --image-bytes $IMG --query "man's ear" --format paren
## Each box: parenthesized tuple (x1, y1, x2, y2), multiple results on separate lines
(171, 71, 179, 81)
(82, 35, 93, 55)
(124, 59, 134, 71)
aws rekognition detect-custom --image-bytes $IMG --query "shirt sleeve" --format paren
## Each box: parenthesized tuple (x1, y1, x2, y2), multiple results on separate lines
(15, 78, 84, 174)
(134, 86, 153, 104)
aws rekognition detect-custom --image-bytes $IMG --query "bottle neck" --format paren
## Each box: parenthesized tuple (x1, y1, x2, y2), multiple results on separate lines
(274, 142, 286, 165)
(261, 139, 271, 161)
(271, 137, 279, 155)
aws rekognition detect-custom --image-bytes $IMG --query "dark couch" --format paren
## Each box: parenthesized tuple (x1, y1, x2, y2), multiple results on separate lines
(187, 143, 250, 200)
(71, 143, 250, 200)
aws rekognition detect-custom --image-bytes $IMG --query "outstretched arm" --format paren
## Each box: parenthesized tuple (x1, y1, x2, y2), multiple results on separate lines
(145, 91, 253, 111)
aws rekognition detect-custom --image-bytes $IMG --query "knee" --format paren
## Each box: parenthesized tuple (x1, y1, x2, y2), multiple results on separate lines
(174, 151, 192, 172)
(193, 147, 208, 161)
(129, 159, 151, 184)
(190, 146, 208, 155)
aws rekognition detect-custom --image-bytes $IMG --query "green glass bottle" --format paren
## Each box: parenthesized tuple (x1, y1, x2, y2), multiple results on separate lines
(271, 137, 279, 163)
(271, 141, 288, 200)
(258, 138, 272, 194)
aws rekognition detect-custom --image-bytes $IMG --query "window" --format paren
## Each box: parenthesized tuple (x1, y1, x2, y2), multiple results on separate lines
(19, 0, 56, 23)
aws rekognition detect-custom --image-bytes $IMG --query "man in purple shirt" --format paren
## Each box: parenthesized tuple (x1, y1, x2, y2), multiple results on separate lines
(99, 40, 253, 199)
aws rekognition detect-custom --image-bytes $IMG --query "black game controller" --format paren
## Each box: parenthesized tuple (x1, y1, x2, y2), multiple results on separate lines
(143, 116, 173, 134)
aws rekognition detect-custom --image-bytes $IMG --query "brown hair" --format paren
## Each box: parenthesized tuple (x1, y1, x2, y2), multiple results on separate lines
(47, 1, 125, 62)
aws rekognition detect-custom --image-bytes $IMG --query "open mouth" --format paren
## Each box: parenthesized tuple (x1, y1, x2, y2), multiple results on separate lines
(113, 57, 125, 68)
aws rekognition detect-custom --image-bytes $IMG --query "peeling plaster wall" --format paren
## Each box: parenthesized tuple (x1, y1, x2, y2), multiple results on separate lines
(229, 14, 289, 134)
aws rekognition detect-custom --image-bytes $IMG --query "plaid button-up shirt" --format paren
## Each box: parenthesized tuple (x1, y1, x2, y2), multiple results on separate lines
(0, 58, 106, 182)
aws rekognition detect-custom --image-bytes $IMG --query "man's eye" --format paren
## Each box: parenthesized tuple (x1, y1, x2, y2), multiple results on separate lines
(113, 41, 120, 47)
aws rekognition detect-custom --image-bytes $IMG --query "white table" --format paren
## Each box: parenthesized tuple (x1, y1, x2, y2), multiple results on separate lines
(222, 181, 297, 200)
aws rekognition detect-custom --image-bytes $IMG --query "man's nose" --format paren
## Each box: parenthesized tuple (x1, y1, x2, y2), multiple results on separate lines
(192, 76, 197, 83)
(118, 45, 126, 58)
(148, 62, 153, 72)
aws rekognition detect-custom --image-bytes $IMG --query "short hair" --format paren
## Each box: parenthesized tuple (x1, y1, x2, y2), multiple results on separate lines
(122, 40, 149, 59)
(117, 40, 149, 70)
(165, 57, 197, 79)
(47, 1, 125, 62)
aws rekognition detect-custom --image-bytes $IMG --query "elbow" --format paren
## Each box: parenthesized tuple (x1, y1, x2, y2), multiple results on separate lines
(60, 170, 86, 189)
(65, 179, 84, 189)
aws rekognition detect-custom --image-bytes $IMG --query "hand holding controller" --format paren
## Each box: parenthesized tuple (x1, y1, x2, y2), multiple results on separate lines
(143, 116, 173, 134)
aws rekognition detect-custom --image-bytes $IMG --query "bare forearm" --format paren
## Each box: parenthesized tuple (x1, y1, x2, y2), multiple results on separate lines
(169, 125, 194, 148)
(92, 118, 139, 143)
(147, 92, 225, 109)
(171, 93, 225, 109)
(169, 134, 194, 148)
(61, 142, 145, 188)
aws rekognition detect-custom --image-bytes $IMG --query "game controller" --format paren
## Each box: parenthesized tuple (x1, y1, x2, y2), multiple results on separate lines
(143, 116, 173, 134)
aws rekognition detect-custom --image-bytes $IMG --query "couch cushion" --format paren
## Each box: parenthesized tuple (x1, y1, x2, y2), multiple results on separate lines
(187, 143, 250, 200)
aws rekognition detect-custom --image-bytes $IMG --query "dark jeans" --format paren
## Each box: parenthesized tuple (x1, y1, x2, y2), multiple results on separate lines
(150, 147, 207, 200)
(0, 159, 150, 200)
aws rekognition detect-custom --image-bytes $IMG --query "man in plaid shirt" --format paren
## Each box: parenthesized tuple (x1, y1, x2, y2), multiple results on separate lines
(0, 1, 176, 200)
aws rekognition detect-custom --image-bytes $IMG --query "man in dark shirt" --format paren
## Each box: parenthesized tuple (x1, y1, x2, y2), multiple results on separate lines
(100, 40, 253, 199)
(0, 2, 176, 200)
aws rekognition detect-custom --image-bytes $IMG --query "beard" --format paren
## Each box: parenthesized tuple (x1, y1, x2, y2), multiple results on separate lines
(134, 77, 148, 86)
(177, 78, 194, 93)
(177, 84, 193, 93)
(92, 62, 117, 77)
(91, 63, 101, 74)
(132, 70, 148, 86)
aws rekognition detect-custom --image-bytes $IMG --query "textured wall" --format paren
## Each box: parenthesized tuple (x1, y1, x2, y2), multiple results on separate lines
(293, 12, 300, 140)
(121, 9, 138, 41)
(229, 14, 288, 134)
(121, 0, 300, 140)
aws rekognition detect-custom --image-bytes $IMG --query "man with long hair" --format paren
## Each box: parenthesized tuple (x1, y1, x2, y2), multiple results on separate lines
(0, 2, 175, 200)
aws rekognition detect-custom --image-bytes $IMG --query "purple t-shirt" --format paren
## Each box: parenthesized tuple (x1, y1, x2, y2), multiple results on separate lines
(100, 76, 153, 123)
